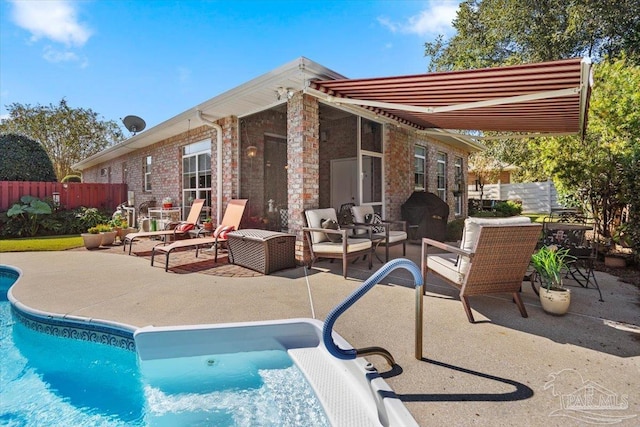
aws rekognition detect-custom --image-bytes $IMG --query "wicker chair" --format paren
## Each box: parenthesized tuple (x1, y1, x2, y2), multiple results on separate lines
(303, 208, 373, 279)
(422, 216, 541, 323)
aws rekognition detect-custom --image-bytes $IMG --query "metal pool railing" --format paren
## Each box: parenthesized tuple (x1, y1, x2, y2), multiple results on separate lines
(322, 258, 425, 365)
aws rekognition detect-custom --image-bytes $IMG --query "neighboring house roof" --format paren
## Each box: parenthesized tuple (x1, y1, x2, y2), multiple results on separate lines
(74, 57, 591, 171)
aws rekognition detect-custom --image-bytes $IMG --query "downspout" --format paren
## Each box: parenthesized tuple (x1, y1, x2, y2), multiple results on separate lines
(196, 110, 223, 223)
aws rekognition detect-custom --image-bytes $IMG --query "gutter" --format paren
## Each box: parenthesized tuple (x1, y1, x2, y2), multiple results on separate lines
(196, 110, 223, 223)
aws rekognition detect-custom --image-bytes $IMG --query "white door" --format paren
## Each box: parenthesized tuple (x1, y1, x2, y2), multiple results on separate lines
(331, 157, 357, 211)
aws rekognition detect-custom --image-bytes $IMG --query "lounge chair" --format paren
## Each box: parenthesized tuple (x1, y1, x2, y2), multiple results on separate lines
(302, 208, 373, 279)
(124, 199, 205, 255)
(351, 205, 408, 262)
(150, 199, 247, 271)
(422, 216, 541, 323)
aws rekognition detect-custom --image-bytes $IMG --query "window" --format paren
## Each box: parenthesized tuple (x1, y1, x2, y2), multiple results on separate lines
(436, 152, 447, 201)
(360, 118, 383, 207)
(414, 146, 426, 190)
(454, 157, 464, 216)
(182, 140, 211, 220)
(143, 156, 152, 192)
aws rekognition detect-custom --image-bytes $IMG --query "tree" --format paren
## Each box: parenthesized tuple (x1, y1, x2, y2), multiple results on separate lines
(536, 58, 640, 247)
(0, 133, 57, 181)
(425, 0, 640, 71)
(0, 99, 124, 180)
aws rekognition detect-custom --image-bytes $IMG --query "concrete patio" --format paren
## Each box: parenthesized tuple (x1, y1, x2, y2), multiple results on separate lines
(2, 240, 639, 426)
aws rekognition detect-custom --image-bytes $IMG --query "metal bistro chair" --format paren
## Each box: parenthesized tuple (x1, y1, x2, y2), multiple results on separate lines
(541, 218, 604, 301)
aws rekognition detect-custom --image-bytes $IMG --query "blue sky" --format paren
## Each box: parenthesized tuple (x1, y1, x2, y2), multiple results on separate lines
(1, 0, 461, 130)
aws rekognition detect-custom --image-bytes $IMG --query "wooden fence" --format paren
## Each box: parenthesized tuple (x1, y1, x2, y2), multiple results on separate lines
(0, 181, 127, 212)
(467, 180, 565, 214)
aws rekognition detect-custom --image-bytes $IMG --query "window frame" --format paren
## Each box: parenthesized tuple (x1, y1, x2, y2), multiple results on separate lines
(143, 155, 152, 192)
(414, 145, 427, 191)
(436, 152, 447, 201)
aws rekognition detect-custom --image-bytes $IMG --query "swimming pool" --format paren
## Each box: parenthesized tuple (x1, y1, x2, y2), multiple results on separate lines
(1, 265, 418, 426)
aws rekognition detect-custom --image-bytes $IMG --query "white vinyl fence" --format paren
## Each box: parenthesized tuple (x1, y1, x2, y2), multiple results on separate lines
(467, 180, 565, 214)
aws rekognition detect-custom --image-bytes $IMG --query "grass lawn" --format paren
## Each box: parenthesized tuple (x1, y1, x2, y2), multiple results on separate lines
(0, 235, 84, 252)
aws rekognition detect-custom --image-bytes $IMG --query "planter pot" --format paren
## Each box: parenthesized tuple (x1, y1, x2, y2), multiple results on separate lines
(604, 255, 626, 268)
(100, 231, 117, 246)
(81, 233, 103, 250)
(203, 223, 213, 231)
(163, 203, 173, 209)
(539, 287, 571, 315)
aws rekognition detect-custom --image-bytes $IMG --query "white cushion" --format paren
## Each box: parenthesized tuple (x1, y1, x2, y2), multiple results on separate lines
(351, 205, 374, 235)
(426, 254, 465, 284)
(305, 208, 338, 244)
(372, 231, 407, 244)
(312, 238, 372, 254)
(458, 216, 532, 273)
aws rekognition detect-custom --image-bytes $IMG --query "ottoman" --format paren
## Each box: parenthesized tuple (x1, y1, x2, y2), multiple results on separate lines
(227, 229, 296, 274)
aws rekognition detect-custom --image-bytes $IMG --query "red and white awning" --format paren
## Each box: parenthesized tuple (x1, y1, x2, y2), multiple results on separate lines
(308, 58, 592, 137)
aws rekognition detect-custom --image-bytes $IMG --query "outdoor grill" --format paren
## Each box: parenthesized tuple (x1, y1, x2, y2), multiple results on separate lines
(401, 191, 449, 242)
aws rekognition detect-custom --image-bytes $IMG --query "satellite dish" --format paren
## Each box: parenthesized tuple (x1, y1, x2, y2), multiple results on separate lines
(122, 115, 146, 135)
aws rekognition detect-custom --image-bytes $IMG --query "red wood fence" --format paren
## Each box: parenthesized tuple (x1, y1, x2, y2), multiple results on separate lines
(0, 182, 127, 212)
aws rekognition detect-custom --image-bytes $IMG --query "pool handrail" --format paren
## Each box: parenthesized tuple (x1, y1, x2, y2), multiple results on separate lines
(322, 258, 425, 364)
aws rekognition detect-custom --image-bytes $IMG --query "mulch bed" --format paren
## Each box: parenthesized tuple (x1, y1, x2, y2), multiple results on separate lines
(70, 239, 263, 278)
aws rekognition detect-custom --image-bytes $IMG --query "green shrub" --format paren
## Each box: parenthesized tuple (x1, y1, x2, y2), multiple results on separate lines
(446, 218, 465, 241)
(4, 195, 53, 237)
(0, 133, 57, 181)
(494, 200, 523, 216)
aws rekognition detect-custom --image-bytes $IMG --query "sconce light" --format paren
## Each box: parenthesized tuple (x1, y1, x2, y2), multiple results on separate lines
(52, 192, 60, 208)
(246, 145, 258, 158)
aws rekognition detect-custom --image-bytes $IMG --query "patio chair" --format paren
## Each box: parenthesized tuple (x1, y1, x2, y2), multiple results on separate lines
(123, 199, 205, 255)
(541, 218, 603, 301)
(351, 205, 408, 263)
(422, 216, 541, 323)
(150, 199, 247, 271)
(303, 208, 373, 278)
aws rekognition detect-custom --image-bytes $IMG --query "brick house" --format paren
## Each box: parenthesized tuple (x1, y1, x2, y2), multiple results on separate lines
(73, 57, 591, 262)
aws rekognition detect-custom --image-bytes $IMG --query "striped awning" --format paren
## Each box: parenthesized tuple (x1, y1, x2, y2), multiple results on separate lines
(308, 58, 592, 136)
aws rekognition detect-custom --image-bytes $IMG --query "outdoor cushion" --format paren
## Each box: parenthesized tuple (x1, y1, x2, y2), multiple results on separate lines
(175, 223, 195, 233)
(427, 253, 465, 284)
(214, 225, 235, 239)
(458, 216, 532, 273)
(365, 212, 385, 233)
(321, 218, 342, 243)
(305, 208, 337, 244)
(312, 238, 371, 254)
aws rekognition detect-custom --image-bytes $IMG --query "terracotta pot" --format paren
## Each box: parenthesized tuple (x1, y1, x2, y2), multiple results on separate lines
(204, 222, 213, 231)
(539, 287, 571, 315)
(163, 203, 173, 209)
(81, 233, 102, 250)
(604, 255, 626, 268)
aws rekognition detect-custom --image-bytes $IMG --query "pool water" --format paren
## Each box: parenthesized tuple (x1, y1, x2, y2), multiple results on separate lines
(0, 267, 329, 426)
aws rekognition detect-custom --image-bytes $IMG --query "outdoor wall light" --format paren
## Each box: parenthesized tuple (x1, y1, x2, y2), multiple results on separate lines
(246, 145, 258, 158)
(52, 192, 60, 208)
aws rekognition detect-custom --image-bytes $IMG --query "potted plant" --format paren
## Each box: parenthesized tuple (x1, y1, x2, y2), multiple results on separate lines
(162, 197, 174, 209)
(81, 226, 103, 250)
(202, 217, 214, 231)
(531, 245, 575, 315)
(95, 223, 117, 246)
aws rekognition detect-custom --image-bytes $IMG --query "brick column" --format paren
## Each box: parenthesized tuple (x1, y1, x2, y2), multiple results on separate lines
(287, 93, 319, 263)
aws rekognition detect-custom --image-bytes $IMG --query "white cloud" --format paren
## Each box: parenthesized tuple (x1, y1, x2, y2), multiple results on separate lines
(42, 45, 88, 67)
(9, 0, 92, 47)
(378, 1, 459, 37)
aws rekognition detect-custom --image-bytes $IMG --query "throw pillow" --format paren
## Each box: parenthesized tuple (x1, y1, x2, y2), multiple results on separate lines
(175, 223, 195, 233)
(364, 212, 385, 233)
(321, 218, 342, 243)
(213, 225, 235, 239)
